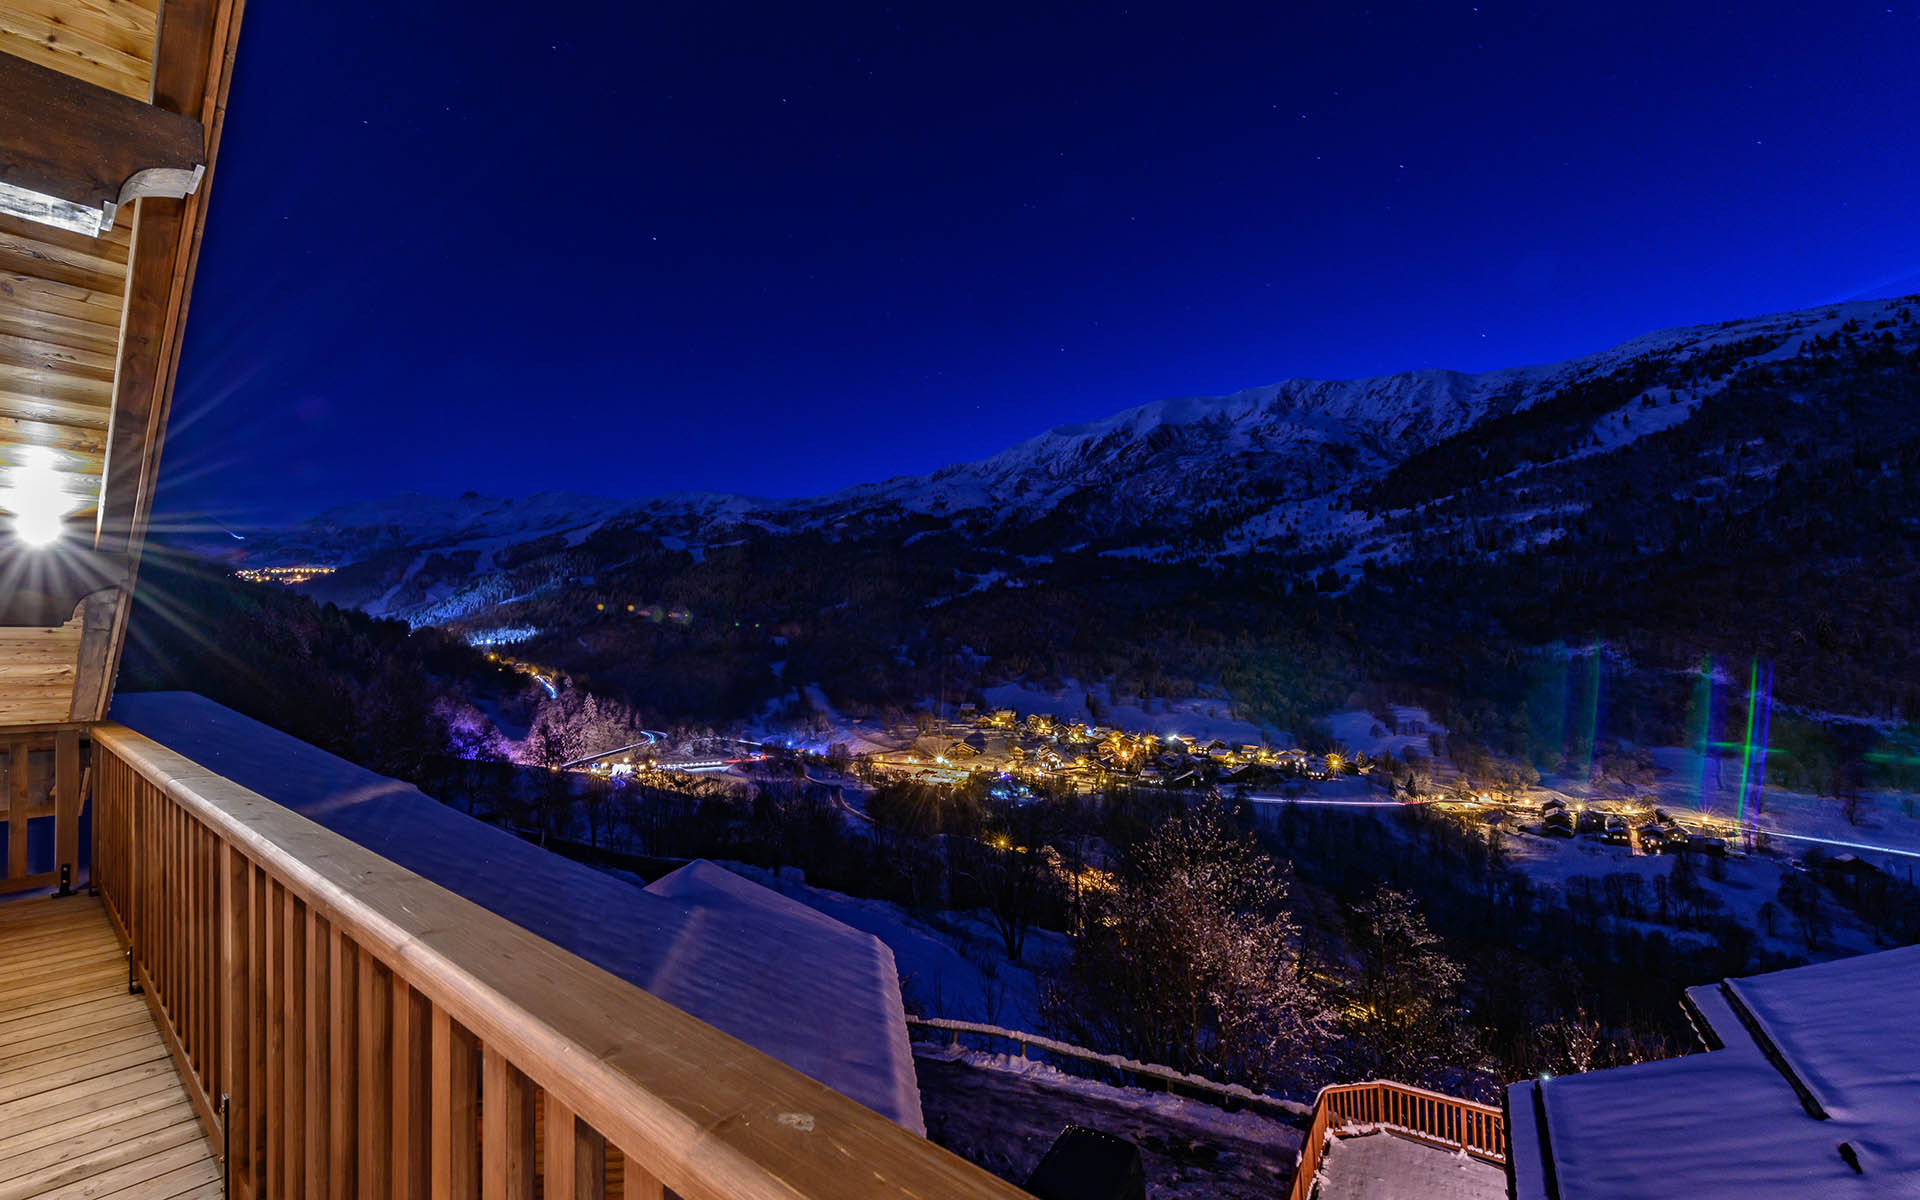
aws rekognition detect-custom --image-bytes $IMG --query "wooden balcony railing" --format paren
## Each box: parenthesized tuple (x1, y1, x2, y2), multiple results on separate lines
(1284, 1079, 1506, 1200)
(87, 722, 1033, 1200)
(0, 729, 84, 894)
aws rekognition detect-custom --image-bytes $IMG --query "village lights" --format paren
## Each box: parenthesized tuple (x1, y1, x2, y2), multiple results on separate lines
(0, 52, 206, 237)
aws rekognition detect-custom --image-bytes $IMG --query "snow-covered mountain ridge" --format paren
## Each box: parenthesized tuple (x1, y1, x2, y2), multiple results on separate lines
(217, 293, 1918, 625)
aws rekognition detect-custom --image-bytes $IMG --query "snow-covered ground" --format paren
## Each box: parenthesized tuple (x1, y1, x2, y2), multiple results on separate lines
(1481, 742, 1920, 959)
(1529, 744, 1920, 863)
(1495, 828, 1883, 959)
(1324, 707, 1444, 759)
(1295, 772, 1910, 961)
(915, 1049, 1301, 1200)
(1314, 1132, 1504, 1200)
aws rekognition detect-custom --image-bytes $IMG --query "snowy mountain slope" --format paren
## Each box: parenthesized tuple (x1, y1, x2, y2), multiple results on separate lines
(214, 293, 1919, 625)
(259, 491, 641, 562)
(816, 296, 1911, 527)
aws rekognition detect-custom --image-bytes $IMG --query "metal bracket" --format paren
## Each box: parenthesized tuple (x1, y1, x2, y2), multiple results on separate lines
(126, 947, 143, 995)
(219, 1092, 232, 1195)
(54, 862, 76, 898)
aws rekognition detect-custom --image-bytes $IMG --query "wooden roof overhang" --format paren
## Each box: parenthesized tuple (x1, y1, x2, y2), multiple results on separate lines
(0, 0, 244, 728)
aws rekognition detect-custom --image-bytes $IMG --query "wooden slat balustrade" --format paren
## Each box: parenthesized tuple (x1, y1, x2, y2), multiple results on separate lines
(0, 730, 85, 895)
(87, 721, 1032, 1200)
(1284, 1079, 1506, 1200)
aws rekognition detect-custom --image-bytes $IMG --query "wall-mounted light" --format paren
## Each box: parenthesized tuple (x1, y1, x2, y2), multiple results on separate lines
(1, 447, 82, 547)
(0, 50, 206, 237)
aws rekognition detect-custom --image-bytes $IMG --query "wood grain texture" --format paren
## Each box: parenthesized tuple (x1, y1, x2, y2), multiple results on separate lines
(0, 0, 157, 100)
(0, 48, 201, 210)
(0, 895, 217, 1197)
(90, 724, 1035, 1200)
(482, 1048, 535, 1200)
(0, 0, 244, 739)
(545, 1098, 607, 1200)
(393, 976, 431, 1198)
(431, 1009, 479, 1200)
(357, 949, 392, 1197)
(4, 742, 24, 884)
(84, 0, 247, 737)
(0, 615, 80, 738)
(305, 908, 332, 1199)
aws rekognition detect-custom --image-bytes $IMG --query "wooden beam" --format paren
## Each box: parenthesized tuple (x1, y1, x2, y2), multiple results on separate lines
(93, 194, 184, 556)
(0, 49, 203, 220)
(95, 0, 238, 554)
(83, 0, 244, 727)
(69, 585, 124, 722)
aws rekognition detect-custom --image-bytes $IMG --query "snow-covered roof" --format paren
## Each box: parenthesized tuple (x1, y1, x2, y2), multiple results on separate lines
(107, 692, 924, 1133)
(1508, 944, 1920, 1197)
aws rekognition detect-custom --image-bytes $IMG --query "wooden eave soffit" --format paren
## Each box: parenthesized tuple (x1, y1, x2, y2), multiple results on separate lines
(0, 49, 206, 237)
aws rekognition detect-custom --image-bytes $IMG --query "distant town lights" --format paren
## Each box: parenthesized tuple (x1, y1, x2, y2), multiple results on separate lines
(2, 448, 80, 547)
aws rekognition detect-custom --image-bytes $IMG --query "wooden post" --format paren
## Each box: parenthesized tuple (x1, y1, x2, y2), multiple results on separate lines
(249, 867, 268, 1187)
(6, 740, 26, 885)
(264, 881, 283, 1191)
(55, 730, 80, 881)
(482, 1048, 535, 1200)
(358, 951, 393, 1196)
(283, 892, 307, 1200)
(328, 926, 357, 1200)
(393, 978, 432, 1197)
(544, 1098, 606, 1200)
(306, 909, 332, 1199)
(221, 842, 249, 1188)
(431, 1009, 479, 1200)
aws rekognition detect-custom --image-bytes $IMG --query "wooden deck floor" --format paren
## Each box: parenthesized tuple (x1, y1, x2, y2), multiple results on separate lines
(0, 893, 221, 1200)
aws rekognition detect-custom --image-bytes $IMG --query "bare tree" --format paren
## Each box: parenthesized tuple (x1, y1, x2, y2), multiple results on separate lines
(970, 804, 1051, 963)
(1345, 886, 1466, 1085)
(1042, 801, 1333, 1089)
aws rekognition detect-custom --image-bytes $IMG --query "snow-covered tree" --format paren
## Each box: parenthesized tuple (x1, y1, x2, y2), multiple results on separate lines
(1344, 885, 1465, 1085)
(520, 684, 648, 767)
(1043, 801, 1333, 1090)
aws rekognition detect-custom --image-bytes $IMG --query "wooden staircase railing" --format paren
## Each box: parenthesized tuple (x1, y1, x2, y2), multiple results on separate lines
(88, 721, 1032, 1200)
(1285, 1079, 1506, 1200)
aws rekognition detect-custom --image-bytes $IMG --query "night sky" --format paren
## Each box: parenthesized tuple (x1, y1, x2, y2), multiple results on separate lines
(158, 2, 1920, 526)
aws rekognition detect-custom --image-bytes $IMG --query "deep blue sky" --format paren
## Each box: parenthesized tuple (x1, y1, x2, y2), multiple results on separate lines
(158, 1, 1920, 526)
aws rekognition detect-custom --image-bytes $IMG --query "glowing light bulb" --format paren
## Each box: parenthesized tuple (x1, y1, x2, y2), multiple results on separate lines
(4, 448, 78, 547)
(13, 506, 63, 546)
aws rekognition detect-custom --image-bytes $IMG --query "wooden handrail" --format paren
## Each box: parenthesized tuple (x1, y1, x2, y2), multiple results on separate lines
(1285, 1079, 1506, 1200)
(88, 722, 1031, 1200)
(1286, 1089, 1338, 1200)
